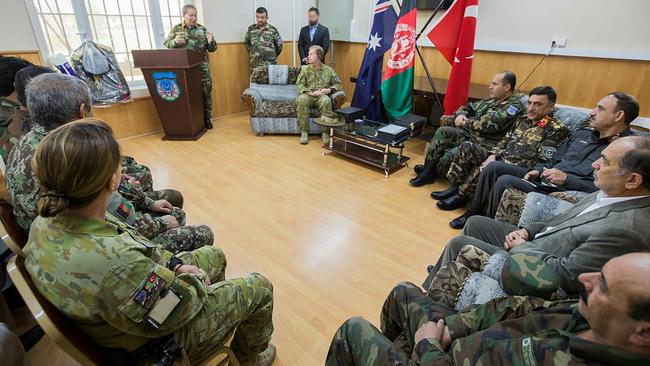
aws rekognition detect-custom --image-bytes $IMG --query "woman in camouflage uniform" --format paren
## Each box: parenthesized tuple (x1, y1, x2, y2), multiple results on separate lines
(164, 4, 217, 130)
(24, 120, 276, 365)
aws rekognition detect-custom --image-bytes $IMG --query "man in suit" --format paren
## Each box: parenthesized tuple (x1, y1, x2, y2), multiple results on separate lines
(298, 7, 330, 65)
(423, 135, 650, 298)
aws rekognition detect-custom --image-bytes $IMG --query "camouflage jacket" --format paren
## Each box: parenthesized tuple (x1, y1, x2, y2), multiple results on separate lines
(415, 296, 650, 365)
(492, 114, 570, 170)
(164, 23, 217, 62)
(244, 23, 283, 70)
(0, 97, 20, 137)
(444, 94, 525, 148)
(4, 124, 162, 235)
(23, 213, 208, 351)
(296, 64, 343, 94)
(0, 108, 30, 162)
(5, 124, 48, 231)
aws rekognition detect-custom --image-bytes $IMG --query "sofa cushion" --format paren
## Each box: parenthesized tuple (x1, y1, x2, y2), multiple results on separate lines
(518, 192, 576, 227)
(252, 100, 323, 118)
(249, 83, 298, 102)
(268, 65, 289, 85)
(250, 65, 302, 84)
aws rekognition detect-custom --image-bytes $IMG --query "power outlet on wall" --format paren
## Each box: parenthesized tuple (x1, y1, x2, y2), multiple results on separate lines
(551, 37, 568, 48)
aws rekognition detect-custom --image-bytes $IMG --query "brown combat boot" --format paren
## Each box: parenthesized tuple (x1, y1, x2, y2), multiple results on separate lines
(238, 344, 276, 366)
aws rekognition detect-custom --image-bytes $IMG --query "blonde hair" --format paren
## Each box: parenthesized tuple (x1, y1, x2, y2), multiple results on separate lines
(32, 118, 121, 217)
(309, 45, 323, 60)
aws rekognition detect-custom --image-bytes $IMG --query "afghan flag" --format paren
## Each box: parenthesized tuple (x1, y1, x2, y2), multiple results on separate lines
(427, 0, 479, 114)
(380, 0, 417, 119)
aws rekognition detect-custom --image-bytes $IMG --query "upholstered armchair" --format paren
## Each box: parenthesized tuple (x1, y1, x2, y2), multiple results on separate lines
(241, 65, 346, 135)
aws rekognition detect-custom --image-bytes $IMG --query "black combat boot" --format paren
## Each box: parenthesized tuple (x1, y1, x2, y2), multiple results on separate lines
(414, 164, 424, 174)
(409, 159, 436, 187)
(430, 185, 459, 200)
(436, 193, 467, 211)
(205, 117, 213, 130)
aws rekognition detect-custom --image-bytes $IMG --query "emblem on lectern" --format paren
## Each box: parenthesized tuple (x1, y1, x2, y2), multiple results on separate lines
(153, 71, 181, 102)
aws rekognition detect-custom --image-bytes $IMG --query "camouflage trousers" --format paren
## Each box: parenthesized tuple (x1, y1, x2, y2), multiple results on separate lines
(175, 246, 274, 364)
(296, 94, 333, 132)
(424, 126, 475, 178)
(121, 156, 184, 208)
(121, 156, 154, 192)
(200, 62, 213, 123)
(447, 141, 490, 199)
(326, 282, 455, 366)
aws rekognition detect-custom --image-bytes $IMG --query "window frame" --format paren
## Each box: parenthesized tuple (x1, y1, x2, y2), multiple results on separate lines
(24, 0, 193, 89)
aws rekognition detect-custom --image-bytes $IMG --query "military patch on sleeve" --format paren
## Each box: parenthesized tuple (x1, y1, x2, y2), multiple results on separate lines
(134, 272, 167, 309)
(542, 146, 557, 158)
(506, 105, 518, 116)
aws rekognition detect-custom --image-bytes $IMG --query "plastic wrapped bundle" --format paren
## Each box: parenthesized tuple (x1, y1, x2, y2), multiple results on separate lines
(70, 41, 130, 104)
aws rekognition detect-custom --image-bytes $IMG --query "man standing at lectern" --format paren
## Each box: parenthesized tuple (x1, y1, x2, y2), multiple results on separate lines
(164, 4, 218, 130)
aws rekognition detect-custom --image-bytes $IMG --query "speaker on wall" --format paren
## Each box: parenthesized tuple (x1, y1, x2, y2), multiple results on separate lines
(416, 0, 453, 10)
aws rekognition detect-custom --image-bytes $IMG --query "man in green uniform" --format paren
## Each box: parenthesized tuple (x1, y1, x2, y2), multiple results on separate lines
(326, 253, 650, 365)
(164, 4, 218, 130)
(0, 57, 32, 142)
(5, 73, 212, 253)
(295, 45, 343, 145)
(245, 7, 283, 72)
(436, 86, 570, 215)
(0, 65, 54, 162)
(410, 71, 524, 188)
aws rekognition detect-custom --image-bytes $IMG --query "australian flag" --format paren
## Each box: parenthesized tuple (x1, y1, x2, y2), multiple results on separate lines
(351, 0, 398, 122)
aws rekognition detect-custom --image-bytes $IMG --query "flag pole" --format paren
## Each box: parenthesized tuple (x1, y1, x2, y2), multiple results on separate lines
(414, 0, 449, 119)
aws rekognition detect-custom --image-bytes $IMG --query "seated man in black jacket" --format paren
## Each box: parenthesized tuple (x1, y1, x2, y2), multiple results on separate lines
(449, 92, 639, 229)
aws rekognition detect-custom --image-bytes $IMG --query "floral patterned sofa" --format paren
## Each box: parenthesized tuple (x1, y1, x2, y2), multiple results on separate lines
(241, 65, 347, 135)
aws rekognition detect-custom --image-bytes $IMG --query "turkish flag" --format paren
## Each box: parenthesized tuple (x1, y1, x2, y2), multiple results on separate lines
(427, 0, 479, 115)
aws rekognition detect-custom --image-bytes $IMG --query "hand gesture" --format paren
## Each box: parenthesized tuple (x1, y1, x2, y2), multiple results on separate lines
(454, 115, 468, 127)
(480, 155, 497, 172)
(524, 170, 540, 181)
(504, 228, 529, 250)
(414, 319, 446, 347)
(541, 168, 567, 185)
(174, 264, 210, 285)
(174, 34, 186, 45)
(161, 215, 179, 230)
(152, 200, 173, 214)
(206, 32, 214, 43)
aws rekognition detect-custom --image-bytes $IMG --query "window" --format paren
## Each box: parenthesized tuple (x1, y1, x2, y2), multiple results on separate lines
(27, 0, 188, 86)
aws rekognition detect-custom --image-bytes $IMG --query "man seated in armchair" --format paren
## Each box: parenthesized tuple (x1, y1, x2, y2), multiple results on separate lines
(295, 45, 343, 145)
(326, 253, 650, 365)
(422, 136, 650, 309)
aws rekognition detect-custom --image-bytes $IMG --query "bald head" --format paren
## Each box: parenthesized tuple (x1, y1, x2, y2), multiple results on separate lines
(592, 136, 650, 196)
(606, 253, 650, 322)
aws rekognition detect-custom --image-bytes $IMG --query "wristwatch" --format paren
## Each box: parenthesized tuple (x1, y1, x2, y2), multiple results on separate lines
(167, 256, 183, 272)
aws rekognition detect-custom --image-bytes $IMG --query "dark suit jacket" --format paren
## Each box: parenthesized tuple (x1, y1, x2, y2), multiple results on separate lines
(297, 23, 330, 63)
(507, 192, 650, 296)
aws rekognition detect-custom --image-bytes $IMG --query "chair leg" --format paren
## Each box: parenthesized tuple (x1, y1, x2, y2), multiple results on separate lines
(214, 346, 239, 366)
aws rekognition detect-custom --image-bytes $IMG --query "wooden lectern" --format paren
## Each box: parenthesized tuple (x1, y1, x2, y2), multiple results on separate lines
(132, 49, 206, 141)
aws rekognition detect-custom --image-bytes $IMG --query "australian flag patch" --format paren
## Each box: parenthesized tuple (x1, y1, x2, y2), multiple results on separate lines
(134, 272, 167, 309)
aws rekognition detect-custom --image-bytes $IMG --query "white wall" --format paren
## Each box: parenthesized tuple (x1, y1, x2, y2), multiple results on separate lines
(344, 0, 650, 60)
(0, 0, 39, 51)
(198, 0, 316, 43)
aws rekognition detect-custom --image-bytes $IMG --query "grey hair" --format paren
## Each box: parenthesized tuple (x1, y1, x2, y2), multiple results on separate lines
(182, 4, 197, 16)
(26, 73, 92, 131)
(309, 45, 324, 60)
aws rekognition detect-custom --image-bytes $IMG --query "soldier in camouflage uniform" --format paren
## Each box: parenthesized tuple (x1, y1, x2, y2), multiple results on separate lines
(410, 71, 524, 188)
(245, 7, 283, 72)
(5, 73, 212, 253)
(164, 4, 218, 130)
(25, 120, 276, 365)
(295, 45, 343, 145)
(327, 252, 650, 365)
(437, 87, 570, 224)
(0, 56, 32, 140)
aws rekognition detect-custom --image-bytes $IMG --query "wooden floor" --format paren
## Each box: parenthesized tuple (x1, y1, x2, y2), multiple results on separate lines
(26, 113, 463, 366)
